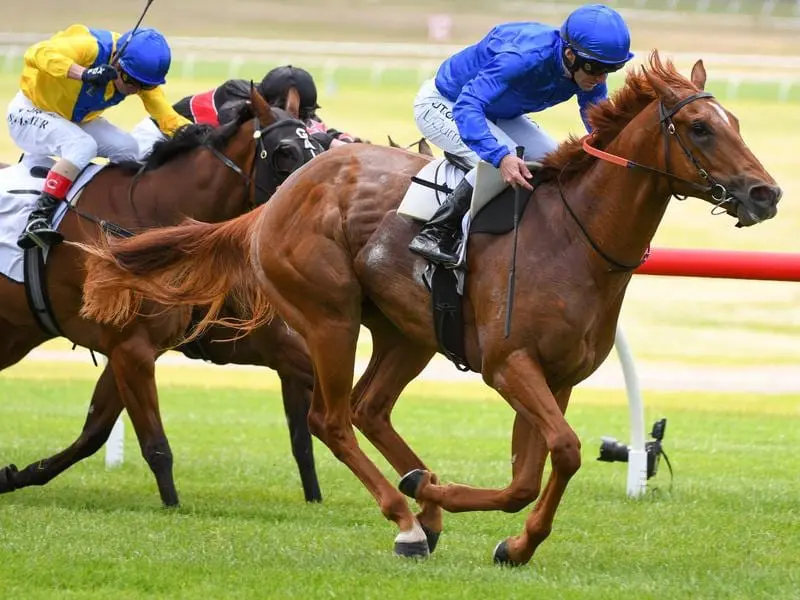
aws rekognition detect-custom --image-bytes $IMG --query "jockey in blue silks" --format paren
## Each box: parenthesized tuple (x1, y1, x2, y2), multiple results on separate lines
(409, 4, 635, 267)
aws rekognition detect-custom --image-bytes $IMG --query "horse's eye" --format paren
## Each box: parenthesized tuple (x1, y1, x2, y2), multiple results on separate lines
(691, 121, 711, 137)
(273, 147, 301, 172)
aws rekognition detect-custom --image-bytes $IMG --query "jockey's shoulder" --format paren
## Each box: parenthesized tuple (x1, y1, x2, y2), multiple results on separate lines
(51, 24, 105, 41)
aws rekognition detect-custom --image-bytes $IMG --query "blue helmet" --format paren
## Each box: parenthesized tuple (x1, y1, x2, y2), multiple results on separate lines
(560, 4, 634, 65)
(116, 27, 172, 87)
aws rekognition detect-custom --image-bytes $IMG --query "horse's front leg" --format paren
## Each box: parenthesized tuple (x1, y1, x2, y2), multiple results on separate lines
(489, 353, 579, 566)
(106, 327, 178, 507)
(401, 407, 552, 513)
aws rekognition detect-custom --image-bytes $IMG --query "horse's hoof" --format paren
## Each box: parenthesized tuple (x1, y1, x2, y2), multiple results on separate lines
(421, 523, 441, 554)
(394, 520, 430, 559)
(394, 539, 430, 559)
(0, 464, 19, 493)
(493, 540, 522, 567)
(398, 469, 426, 499)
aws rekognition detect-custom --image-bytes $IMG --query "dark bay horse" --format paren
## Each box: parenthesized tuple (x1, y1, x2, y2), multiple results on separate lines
(79, 53, 781, 564)
(0, 87, 324, 505)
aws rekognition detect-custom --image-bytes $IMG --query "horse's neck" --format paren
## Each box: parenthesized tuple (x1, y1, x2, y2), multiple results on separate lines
(564, 132, 670, 276)
(142, 150, 252, 223)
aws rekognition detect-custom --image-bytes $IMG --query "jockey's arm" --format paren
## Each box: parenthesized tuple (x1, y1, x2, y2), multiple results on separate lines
(139, 87, 192, 136)
(24, 28, 98, 79)
(453, 51, 531, 167)
(306, 118, 364, 149)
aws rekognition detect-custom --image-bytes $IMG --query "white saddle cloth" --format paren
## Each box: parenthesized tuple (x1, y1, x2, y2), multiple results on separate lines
(0, 158, 105, 283)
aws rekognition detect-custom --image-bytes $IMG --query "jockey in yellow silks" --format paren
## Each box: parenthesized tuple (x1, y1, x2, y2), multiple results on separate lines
(6, 24, 191, 249)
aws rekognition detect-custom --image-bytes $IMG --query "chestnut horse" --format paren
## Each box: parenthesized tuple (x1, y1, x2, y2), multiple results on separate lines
(79, 53, 781, 564)
(0, 87, 324, 505)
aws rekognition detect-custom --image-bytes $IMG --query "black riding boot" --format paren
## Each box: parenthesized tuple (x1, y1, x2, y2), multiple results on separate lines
(408, 178, 473, 267)
(17, 192, 65, 250)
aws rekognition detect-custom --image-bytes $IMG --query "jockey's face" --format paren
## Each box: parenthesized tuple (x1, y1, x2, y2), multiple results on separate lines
(564, 48, 610, 91)
(111, 59, 156, 96)
(574, 66, 608, 91)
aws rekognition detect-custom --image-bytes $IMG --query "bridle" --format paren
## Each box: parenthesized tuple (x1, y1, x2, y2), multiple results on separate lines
(205, 115, 313, 208)
(559, 91, 736, 271)
(583, 91, 733, 206)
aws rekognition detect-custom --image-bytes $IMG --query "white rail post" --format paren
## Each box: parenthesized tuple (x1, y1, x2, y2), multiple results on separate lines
(614, 325, 648, 498)
(105, 417, 125, 469)
(102, 355, 125, 469)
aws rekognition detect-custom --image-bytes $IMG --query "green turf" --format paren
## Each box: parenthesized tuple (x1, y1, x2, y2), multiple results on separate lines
(0, 373, 798, 599)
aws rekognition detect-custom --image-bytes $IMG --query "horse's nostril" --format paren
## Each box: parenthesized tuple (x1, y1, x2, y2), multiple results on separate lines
(749, 184, 781, 205)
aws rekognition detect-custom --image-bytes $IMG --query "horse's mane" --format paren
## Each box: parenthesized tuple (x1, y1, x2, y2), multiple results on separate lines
(109, 102, 256, 174)
(542, 51, 699, 180)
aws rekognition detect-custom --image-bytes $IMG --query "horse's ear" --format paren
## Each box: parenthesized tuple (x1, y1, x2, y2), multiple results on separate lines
(642, 65, 679, 108)
(387, 135, 400, 148)
(285, 86, 301, 120)
(690, 59, 707, 91)
(250, 80, 276, 126)
(418, 138, 434, 157)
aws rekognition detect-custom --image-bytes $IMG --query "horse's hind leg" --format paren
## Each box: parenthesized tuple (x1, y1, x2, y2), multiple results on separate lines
(107, 330, 178, 507)
(255, 279, 427, 555)
(0, 362, 122, 494)
(351, 317, 442, 549)
(303, 319, 428, 556)
(279, 373, 321, 502)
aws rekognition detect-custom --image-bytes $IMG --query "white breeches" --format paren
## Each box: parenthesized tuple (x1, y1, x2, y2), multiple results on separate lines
(413, 78, 559, 176)
(7, 90, 140, 169)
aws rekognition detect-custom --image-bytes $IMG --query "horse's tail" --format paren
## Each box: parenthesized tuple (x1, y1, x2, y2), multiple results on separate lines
(76, 208, 273, 340)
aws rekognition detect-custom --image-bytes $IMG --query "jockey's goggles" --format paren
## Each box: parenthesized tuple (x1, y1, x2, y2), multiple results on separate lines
(121, 70, 158, 91)
(574, 55, 626, 76)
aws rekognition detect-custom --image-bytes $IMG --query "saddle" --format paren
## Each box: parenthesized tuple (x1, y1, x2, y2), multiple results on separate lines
(0, 158, 112, 336)
(402, 161, 545, 371)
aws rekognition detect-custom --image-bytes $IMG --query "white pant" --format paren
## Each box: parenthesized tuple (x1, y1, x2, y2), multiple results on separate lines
(130, 116, 166, 161)
(413, 79, 558, 171)
(6, 91, 140, 170)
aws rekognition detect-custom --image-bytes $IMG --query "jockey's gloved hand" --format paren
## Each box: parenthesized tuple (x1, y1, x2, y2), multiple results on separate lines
(310, 131, 336, 150)
(81, 64, 118, 86)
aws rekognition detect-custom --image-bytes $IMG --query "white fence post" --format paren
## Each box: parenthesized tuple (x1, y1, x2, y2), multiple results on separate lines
(101, 354, 125, 469)
(614, 326, 648, 499)
(105, 416, 125, 469)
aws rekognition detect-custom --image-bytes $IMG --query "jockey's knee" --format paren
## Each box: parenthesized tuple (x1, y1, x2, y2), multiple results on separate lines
(107, 134, 140, 163)
(63, 135, 98, 171)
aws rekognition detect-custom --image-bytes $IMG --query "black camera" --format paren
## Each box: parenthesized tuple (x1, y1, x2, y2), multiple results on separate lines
(597, 418, 668, 479)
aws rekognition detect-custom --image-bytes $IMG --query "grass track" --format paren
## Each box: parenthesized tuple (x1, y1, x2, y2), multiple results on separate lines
(0, 371, 798, 599)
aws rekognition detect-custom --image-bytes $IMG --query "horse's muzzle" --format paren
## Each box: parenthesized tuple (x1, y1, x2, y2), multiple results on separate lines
(730, 179, 782, 227)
